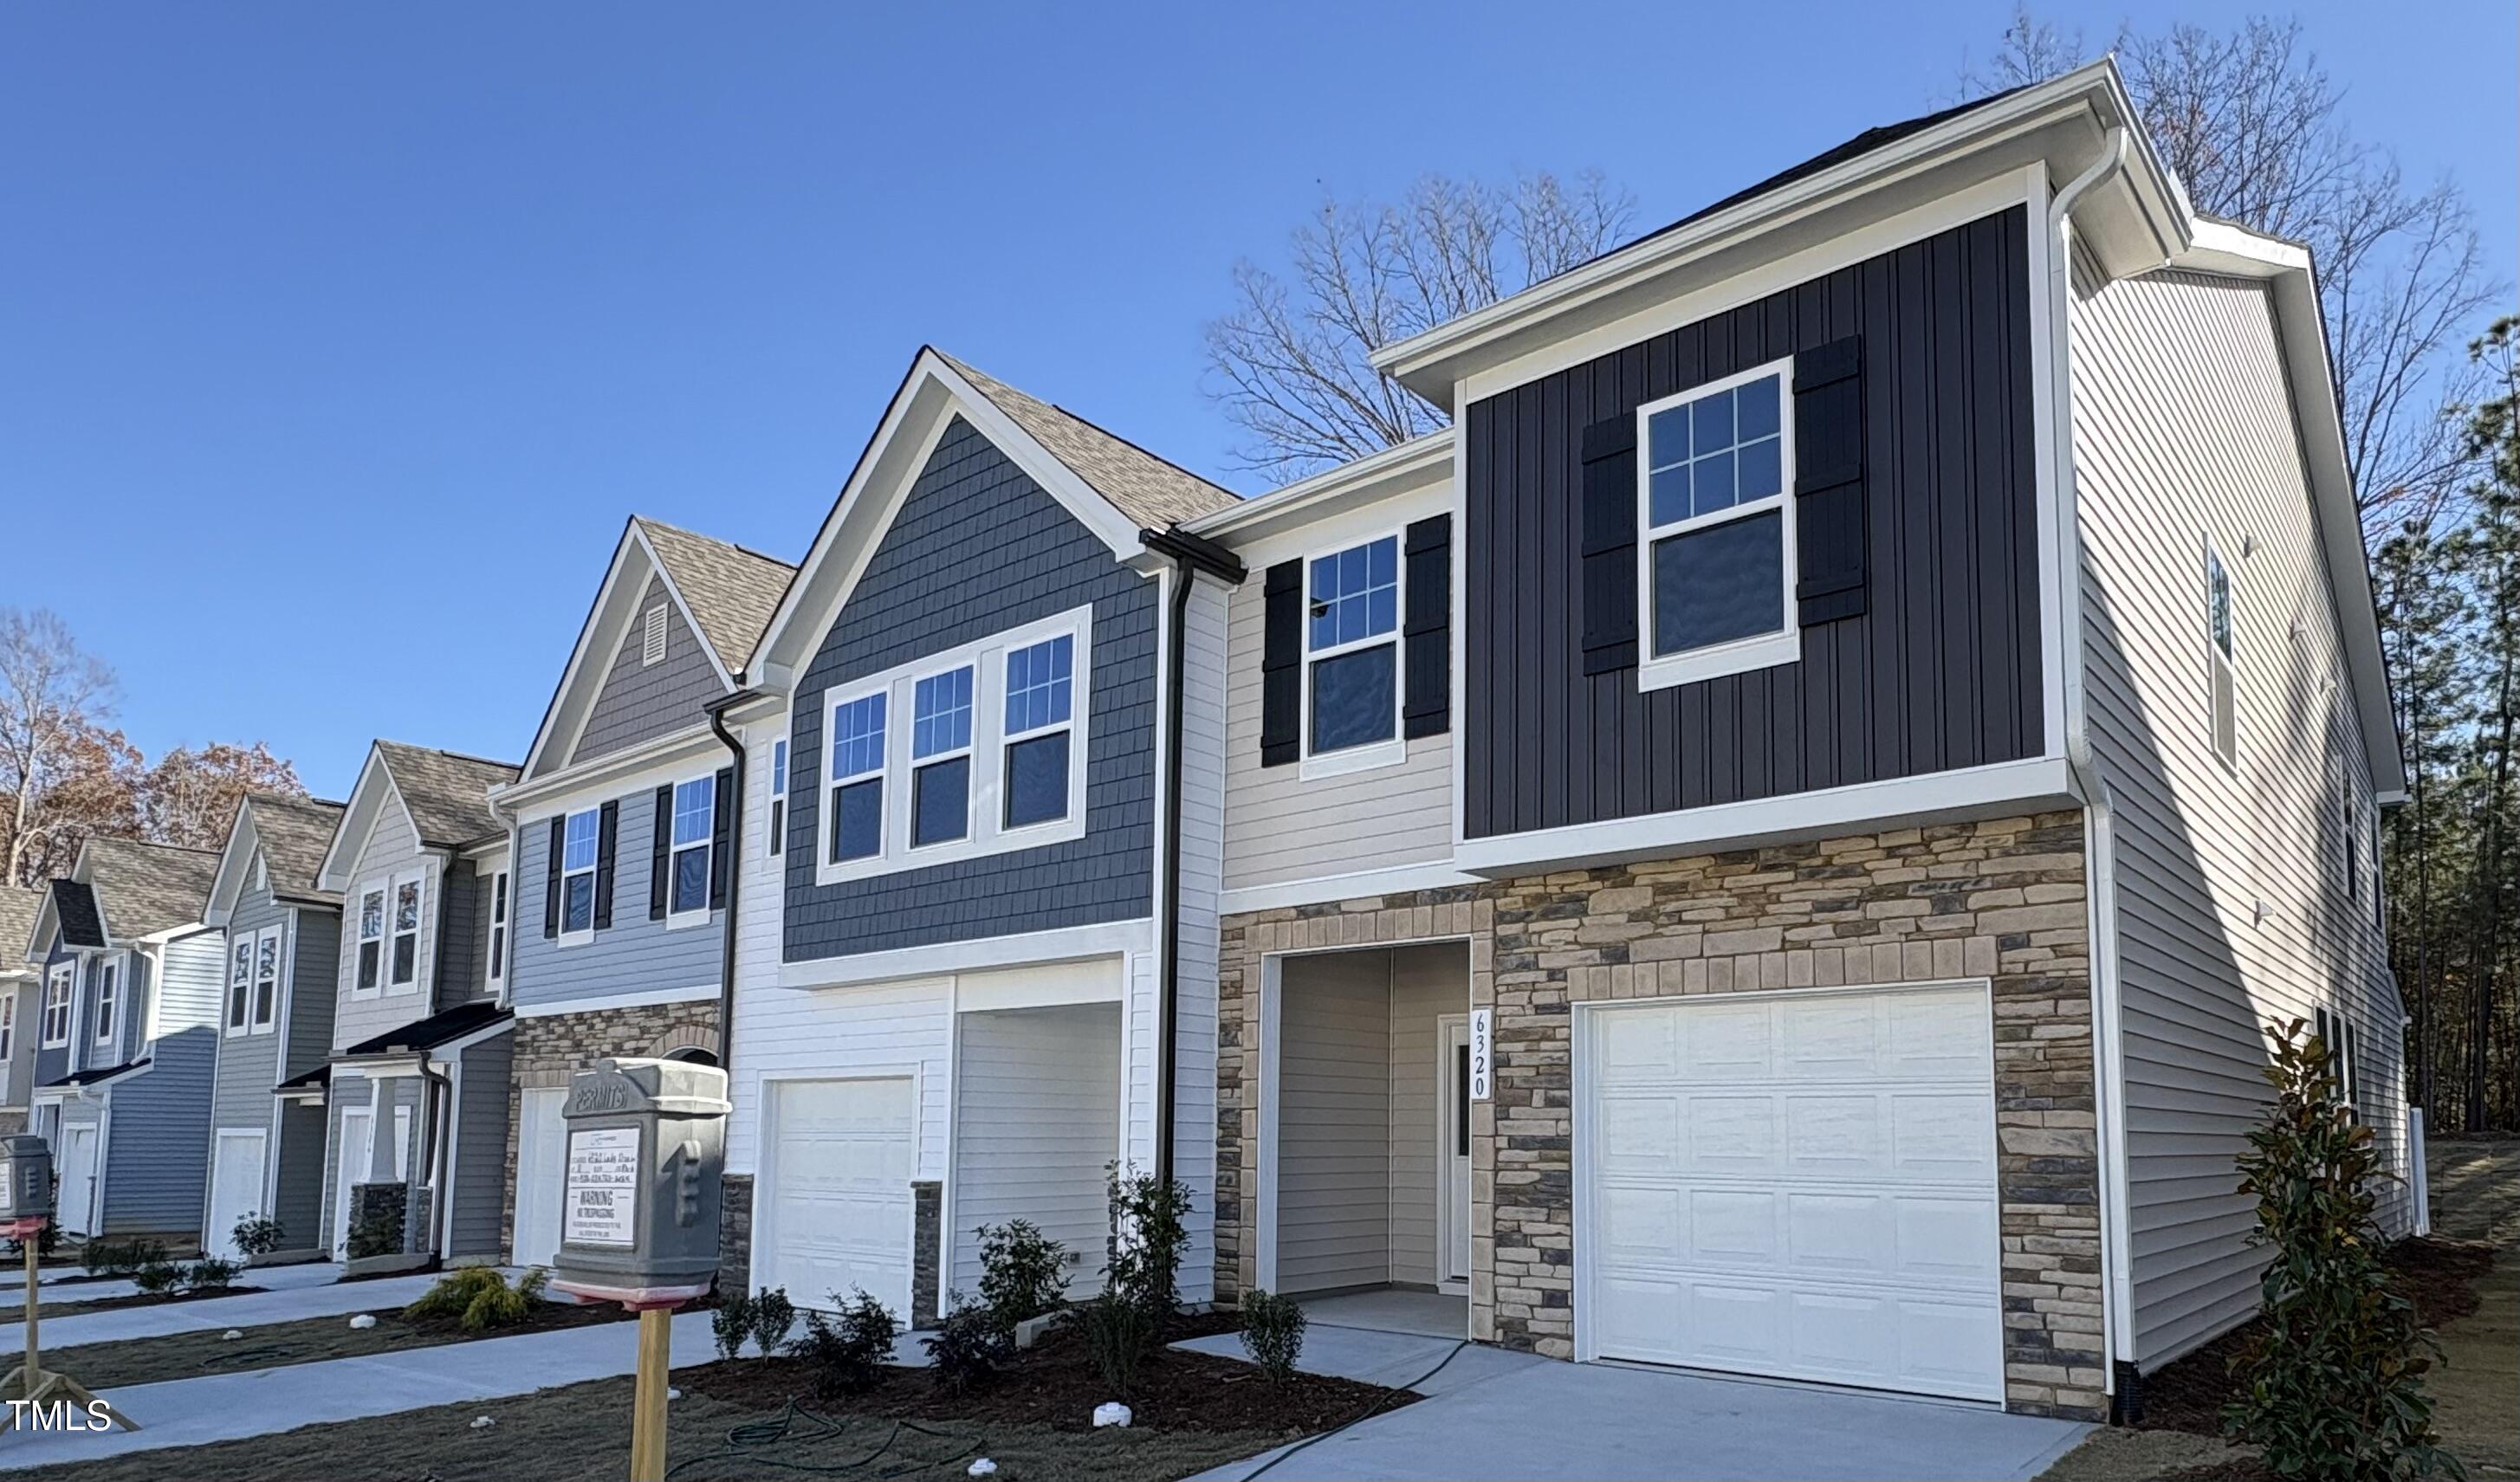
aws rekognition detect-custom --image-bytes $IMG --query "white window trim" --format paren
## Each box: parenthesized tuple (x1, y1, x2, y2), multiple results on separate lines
(1299, 528, 1409, 781)
(386, 870, 426, 996)
(39, 966, 70, 1048)
(0, 991, 13, 1063)
(907, 659, 978, 851)
(2206, 539, 2238, 773)
(1633, 356, 1803, 693)
(559, 807, 600, 948)
(92, 957, 120, 1049)
(664, 773, 718, 930)
(227, 933, 256, 1038)
(353, 881, 387, 999)
(767, 731, 789, 857)
(1001, 631, 1083, 830)
(251, 922, 285, 1034)
(815, 605, 1093, 886)
(488, 869, 510, 984)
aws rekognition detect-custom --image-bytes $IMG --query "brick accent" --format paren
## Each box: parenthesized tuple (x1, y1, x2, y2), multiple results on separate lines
(910, 1180, 943, 1326)
(1215, 812, 2104, 1421)
(718, 1173, 753, 1297)
(501, 1000, 722, 1264)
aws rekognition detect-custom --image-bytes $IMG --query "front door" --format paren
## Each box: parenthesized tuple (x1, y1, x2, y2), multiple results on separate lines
(58, 1124, 99, 1237)
(206, 1129, 269, 1260)
(511, 1088, 568, 1268)
(1440, 1015, 1472, 1285)
(333, 1108, 372, 1255)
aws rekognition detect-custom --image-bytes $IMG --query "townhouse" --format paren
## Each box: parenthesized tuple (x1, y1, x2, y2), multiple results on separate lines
(199, 792, 347, 1262)
(489, 516, 791, 1268)
(304, 741, 519, 1265)
(19, 838, 224, 1245)
(0, 884, 41, 1136)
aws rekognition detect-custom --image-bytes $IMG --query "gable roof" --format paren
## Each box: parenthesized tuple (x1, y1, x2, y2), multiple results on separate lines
(748, 348, 1236, 683)
(79, 838, 219, 942)
(633, 518, 794, 673)
(373, 741, 517, 850)
(0, 884, 40, 974)
(248, 793, 349, 899)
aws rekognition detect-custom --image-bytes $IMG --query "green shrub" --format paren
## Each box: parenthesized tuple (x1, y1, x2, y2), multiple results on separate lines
(923, 1298, 1011, 1392)
(785, 1290, 897, 1397)
(2222, 1019, 2460, 1482)
(131, 1259, 185, 1295)
(975, 1219, 1070, 1335)
(750, 1286, 796, 1357)
(83, 1236, 167, 1278)
(1239, 1289, 1307, 1381)
(230, 1214, 286, 1258)
(1104, 1162, 1192, 1323)
(1073, 1291, 1156, 1395)
(184, 1257, 243, 1291)
(712, 1291, 755, 1362)
(404, 1265, 548, 1332)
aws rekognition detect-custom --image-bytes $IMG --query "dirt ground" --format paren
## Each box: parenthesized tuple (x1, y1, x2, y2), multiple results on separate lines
(23, 1285, 267, 1321)
(32, 1297, 630, 1390)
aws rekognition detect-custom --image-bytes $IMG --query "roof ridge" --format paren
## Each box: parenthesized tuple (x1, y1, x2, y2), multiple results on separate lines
(936, 351, 1235, 506)
(378, 739, 521, 773)
(633, 514, 799, 573)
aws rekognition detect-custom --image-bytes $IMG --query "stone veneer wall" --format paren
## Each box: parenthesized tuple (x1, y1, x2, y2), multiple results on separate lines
(718, 1174, 753, 1296)
(1215, 812, 2104, 1421)
(501, 1000, 722, 1263)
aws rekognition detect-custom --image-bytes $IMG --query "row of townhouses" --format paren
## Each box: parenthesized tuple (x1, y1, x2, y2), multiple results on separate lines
(1, 62, 2408, 1425)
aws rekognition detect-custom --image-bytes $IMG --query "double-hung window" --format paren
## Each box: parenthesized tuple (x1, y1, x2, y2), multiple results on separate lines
(560, 810, 600, 939)
(0, 993, 12, 1065)
(2339, 759, 2361, 905)
(40, 968, 70, 1047)
(1002, 634, 1075, 829)
(2206, 544, 2238, 768)
(228, 935, 255, 1034)
(1305, 536, 1402, 764)
(1636, 359, 1798, 688)
(669, 777, 716, 921)
(488, 870, 509, 986)
(389, 877, 422, 989)
(252, 926, 282, 1031)
(356, 887, 385, 993)
(910, 666, 975, 848)
(768, 737, 789, 856)
(827, 693, 886, 864)
(93, 959, 119, 1048)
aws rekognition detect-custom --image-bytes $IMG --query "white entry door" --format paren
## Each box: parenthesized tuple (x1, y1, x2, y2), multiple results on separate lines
(511, 1088, 568, 1268)
(761, 1078, 914, 1314)
(206, 1129, 269, 1260)
(333, 1107, 373, 1254)
(57, 1125, 100, 1237)
(1440, 1016, 1473, 1285)
(1578, 982, 2005, 1401)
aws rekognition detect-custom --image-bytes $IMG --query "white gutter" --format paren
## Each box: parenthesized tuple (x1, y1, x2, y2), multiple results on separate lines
(2046, 126, 2142, 1396)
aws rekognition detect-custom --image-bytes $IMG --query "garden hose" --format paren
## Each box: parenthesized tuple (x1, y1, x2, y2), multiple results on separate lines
(665, 1399, 985, 1479)
(1234, 1337, 1471, 1482)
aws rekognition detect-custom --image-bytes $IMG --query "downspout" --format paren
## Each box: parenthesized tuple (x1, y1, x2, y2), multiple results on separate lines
(2047, 126, 2142, 1414)
(1137, 527, 1247, 1188)
(705, 691, 760, 1075)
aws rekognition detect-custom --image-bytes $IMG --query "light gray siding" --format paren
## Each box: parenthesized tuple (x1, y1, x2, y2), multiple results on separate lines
(1221, 566, 1453, 896)
(511, 786, 722, 1012)
(1275, 951, 1392, 1294)
(2070, 261, 2407, 1370)
(270, 1099, 326, 1248)
(330, 782, 447, 1052)
(0, 976, 36, 1111)
(572, 574, 724, 765)
(211, 879, 295, 1133)
(283, 909, 340, 1082)
(449, 1029, 514, 1259)
(1170, 574, 1228, 1297)
(32, 943, 74, 1089)
(949, 1002, 1122, 1301)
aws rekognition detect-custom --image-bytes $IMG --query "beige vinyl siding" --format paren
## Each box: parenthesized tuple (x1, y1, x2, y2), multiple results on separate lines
(2069, 260, 2407, 1370)
(1221, 573, 1453, 894)
(1275, 951, 1392, 1293)
(1386, 944, 1463, 1286)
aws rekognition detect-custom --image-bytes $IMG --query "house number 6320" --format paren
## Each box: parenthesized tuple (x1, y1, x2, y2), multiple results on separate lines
(1468, 1007, 1492, 1102)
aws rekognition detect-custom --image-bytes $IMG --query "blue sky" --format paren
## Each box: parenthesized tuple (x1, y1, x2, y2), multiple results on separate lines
(4, 2, 2511, 800)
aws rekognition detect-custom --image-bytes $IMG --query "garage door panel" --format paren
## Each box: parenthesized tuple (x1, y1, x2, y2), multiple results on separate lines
(1682, 1096, 1775, 1168)
(1690, 1188, 1779, 1261)
(765, 1078, 915, 1316)
(1895, 1197, 2001, 1281)
(1598, 1183, 1684, 1258)
(1677, 1003, 1768, 1079)
(1778, 999, 1880, 1076)
(1890, 1092, 1993, 1174)
(1597, 1095, 1682, 1172)
(1692, 1283, 1784, 1364)
(1886, 993, 1992, 1075)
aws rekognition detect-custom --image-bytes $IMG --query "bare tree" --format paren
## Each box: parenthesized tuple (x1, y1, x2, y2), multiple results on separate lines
(0, 609, 135, 885)
(1206, 170, 1637, 476)
(138, 741, 307, 852)
(1959, 10, 2497, 535)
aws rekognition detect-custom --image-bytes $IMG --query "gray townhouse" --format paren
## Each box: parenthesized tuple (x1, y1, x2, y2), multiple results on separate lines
(716, 349, 1240, 1325)
(20, 838, 224, 1246)
(300, 740, 518, 1265)
(709, 58, 2405, 1433)
(489, 515, 791, 1267)
(0, 884, 39, 1136)
(198, 792, 347, 1262)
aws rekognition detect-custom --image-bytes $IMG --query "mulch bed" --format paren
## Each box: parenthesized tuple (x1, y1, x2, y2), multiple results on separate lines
(2135, 1237, 2496, 1436)
(23, 1284, 268, 1320)
(684, 1312, 1415, 1439)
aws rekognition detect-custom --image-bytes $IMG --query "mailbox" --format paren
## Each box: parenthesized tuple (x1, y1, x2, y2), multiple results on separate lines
(0, 1135, 51, 1224)
(549, 1058, 729, 1304)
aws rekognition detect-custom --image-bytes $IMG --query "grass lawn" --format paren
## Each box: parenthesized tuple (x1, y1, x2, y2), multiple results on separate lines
(27, 1297, 630, 1390)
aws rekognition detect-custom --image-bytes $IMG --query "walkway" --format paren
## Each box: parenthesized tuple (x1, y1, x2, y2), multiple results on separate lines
(1, 1260, 351, 1312)
(5, 1272, 443, 1353)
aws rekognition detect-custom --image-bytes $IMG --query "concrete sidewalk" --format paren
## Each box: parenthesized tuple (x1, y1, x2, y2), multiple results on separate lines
(1, 1260, 350, 1311)
(1176, 1328, 2090, 1482)
(0, 1306, 718, 1468)
(6, 1272, 444, 1352)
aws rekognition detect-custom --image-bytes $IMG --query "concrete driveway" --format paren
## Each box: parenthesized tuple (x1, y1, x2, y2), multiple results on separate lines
(1178, 1325, 2090, 1482)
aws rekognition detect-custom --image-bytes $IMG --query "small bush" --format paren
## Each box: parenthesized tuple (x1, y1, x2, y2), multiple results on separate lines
(405, 1266, 548, 1332)
(1239, 1290, 1307, 1381)
(786, 1290, 897, 1397)
(712, 1291, 756, 1362)
(230, 1214, 286, 1258)
(84, 1236, 167, 1278)
(1105, 1162, 1192, 1323)
(1073, 1291, 1156, 1395)
(975, 1219, 1071, 1336)
(750, 1286, 796, 1357)
(184, 1257, 243, 1291)
(132, 1259, 185, 1295)
(924, 1298, 1012, 1393)
(2222, 1019, 2458, 1482)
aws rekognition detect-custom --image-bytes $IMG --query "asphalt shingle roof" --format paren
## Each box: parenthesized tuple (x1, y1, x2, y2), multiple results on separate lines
(247, 793, 348, 902)
(0, 883, 42, 968)
(374, 741, 520, 850)
(938, 353, 1240, 529)
(634, 518, 796, 676)
(340, 1000, 510, 1058)
(81, 838, 220, 941)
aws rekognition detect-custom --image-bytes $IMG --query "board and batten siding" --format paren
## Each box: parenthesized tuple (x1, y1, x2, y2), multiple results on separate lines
(510, 790, 721, 1013)
(949, 1002, 1124, 1300)
(330, 783, 446, 1052)
(1221, 564, 1453, 894)
(2069, 260, 2408, 1370)
(572, 573, 725, 766)
(781, 417, 1156, 962)
(1461, 206, 2044, 838)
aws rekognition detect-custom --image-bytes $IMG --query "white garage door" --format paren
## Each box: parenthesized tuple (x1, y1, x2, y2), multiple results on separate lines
(1579, 982, 2004, 1401)
(762, 1078, 915, 1316)
(205, 1129, 269, 1261)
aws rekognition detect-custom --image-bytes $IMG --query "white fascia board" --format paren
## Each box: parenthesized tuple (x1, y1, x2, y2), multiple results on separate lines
(203, 805, 261, 925)
(315, 746, 409, 892)
(496, 722, 725, 817)
(773, 917, 1152, 992)
(1176, 430, 1454, 547)
(1454, 756, 2079, 877)
(520, 521, 649, 780)
(513, 982, 718, 1018)
(1221, 861, 1482, 917)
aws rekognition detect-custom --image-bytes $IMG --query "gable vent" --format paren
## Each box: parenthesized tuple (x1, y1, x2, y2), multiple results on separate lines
(641, 603, 668, 666)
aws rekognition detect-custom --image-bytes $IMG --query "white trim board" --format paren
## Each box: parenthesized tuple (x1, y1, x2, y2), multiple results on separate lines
(513, 983, 720, 1019)
(774, 918, 1152, 993)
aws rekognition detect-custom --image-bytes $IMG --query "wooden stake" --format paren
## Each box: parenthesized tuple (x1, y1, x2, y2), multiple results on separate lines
(3, 1227, 138, 1433)
(628, 1305, 671, 1482)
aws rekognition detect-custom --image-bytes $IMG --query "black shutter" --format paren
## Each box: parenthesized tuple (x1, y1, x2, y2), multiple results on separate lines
(649, 786, 671, 920)
(1259, 559, 1302, 766)
(708, 766, 734, 909)
(1793, 335, 1868, 625)
(1402, 514, 1452, 738)
(542, 817, 563, 939)
(1580, 416, 1640, 675)
(593, 799, 618, 930)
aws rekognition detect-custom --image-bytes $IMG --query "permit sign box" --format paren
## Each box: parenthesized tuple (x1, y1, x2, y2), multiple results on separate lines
(0, 1135, 51, 1224)
(549, 1058, 729, 1305)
